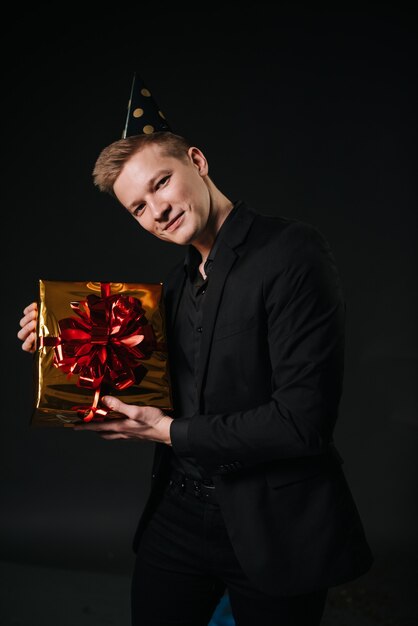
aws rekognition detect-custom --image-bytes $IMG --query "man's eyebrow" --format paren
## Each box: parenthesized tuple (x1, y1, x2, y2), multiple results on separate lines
(148, 169, 171, 189)
(128, 169, 170, 211)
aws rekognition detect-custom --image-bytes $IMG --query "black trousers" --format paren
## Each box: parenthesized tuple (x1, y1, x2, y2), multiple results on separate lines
(131, 473, 328, 626)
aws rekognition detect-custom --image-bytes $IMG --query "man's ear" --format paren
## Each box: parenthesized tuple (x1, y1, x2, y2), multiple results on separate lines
(188, 147, 208, 176)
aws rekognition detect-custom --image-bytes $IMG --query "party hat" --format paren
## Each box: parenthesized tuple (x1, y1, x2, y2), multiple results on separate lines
(122, 72, 172, 138)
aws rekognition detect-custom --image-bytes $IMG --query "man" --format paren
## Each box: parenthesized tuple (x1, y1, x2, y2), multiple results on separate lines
(18, 129, 373, 625)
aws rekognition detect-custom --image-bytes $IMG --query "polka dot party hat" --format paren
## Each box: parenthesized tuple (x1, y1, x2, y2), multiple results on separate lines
(122, 72, 172, 138)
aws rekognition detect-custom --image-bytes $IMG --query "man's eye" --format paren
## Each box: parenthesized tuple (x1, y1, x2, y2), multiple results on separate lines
(157, 175, 170, 188)
(133, 204, 146, 217)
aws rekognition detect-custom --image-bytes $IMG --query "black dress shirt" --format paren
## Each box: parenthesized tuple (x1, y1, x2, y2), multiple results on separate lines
(169, 202, 240, 482)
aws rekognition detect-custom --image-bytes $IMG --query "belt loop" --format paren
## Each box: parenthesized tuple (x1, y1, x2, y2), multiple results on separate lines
(193, 480, 202, 499)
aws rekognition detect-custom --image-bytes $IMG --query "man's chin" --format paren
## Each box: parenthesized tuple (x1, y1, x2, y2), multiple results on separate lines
(159, 232, 192, 246)
(166, 227, 200, 247)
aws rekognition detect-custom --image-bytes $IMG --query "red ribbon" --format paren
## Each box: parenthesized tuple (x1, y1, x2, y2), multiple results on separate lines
(40, 282, 157, 421)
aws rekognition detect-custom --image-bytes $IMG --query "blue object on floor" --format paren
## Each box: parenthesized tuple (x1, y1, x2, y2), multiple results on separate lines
(208, 592, 235, 625)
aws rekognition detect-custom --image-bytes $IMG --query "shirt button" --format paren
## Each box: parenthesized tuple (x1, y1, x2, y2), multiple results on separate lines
(197, 326, 203, 333)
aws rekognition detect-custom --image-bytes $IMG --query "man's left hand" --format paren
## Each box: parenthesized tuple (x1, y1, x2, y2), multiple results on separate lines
(74, 396, 173, 445)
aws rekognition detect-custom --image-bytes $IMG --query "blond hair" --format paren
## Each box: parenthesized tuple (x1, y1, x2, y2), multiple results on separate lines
(92, 132, 192, 196)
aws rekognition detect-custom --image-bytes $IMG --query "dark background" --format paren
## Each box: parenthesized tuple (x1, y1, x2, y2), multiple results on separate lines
(1, 5, 416, 625)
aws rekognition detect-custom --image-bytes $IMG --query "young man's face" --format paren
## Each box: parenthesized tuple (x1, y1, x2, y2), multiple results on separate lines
(113, 143, 211, 246)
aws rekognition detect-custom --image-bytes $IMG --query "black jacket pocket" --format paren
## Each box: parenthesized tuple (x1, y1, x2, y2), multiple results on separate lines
(265, 447, 344, 489)
(213, 316, 257, 341)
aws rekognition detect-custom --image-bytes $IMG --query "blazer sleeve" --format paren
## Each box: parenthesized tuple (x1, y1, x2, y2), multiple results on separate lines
(170, 221, 346, 474)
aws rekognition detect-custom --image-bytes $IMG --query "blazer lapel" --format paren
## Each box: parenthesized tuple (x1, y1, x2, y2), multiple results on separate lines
(196, 243, 238, 402)
(196, 203, 256, 403)
(163, 262, 186, 338)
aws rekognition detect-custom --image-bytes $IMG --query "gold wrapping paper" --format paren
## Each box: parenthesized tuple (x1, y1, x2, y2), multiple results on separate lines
(31, 280, 173, 427)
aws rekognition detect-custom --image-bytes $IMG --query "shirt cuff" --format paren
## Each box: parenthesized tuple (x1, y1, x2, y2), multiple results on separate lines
(170, 417, 192, 456)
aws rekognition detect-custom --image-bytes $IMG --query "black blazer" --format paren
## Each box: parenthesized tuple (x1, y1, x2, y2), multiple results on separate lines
(133, 201, 373, 596)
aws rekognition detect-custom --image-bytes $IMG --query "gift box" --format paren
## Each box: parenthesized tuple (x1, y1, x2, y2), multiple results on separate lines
(31, 280, 173, 427)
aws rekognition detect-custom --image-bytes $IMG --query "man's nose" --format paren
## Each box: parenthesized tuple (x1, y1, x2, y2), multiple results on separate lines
(148, 199, 171, 221)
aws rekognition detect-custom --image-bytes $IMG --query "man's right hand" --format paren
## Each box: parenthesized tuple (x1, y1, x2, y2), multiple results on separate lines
(17, 302, 38, 353)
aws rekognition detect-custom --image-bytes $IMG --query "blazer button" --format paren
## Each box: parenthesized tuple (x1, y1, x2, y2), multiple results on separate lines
(197, 326, 203, 333)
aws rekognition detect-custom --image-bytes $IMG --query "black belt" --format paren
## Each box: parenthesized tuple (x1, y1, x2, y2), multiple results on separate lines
(168, 469, 218, 504)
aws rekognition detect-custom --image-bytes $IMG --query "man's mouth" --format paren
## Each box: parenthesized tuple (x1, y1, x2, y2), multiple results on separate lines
(164, 212, 185, 232)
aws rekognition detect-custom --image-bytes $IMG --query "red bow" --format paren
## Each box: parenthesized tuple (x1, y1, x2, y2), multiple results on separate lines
(41, 283, 156, 421)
